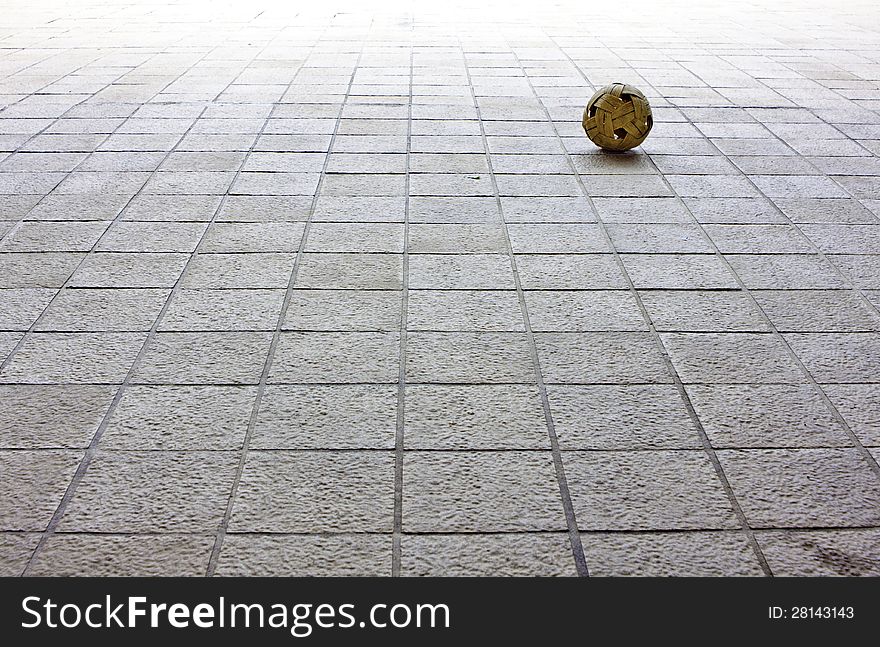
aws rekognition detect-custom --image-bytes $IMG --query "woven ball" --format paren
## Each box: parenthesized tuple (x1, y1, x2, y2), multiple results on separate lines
(582, 83, 653, 151)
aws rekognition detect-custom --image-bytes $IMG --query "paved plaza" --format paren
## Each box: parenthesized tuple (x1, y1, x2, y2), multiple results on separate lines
(1, 0, 880, 576)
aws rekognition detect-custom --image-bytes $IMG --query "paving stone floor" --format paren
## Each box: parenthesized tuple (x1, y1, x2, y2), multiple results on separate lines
(1, 0, 880, 576)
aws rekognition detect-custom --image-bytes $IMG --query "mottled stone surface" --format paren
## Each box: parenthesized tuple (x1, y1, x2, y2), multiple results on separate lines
(0, 533, 39, 576)
(229, 451, 395, 533)
(564, 450, 740, 530)
(216, 534, 392, 576)
(0, 385, 116, 448)
(30, 534, 214, 576)
(758, 529, 880, 576)
(403, 452, 566, 532)
(718, 449, 880, 528)
(401, 533, 575, 576)
(0, 451, 82, 531)
(582, 531, 763, 576)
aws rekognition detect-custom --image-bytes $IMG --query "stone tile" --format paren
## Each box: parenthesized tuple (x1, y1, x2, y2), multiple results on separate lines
(252, 385, 397, 449)
(0, 288, 55, 330)
(548, 385, 700, 450)
(122, 195, 222, 222)
(30, 534, 214, 576)
(410, 223, 507, 254)
(306, 223, 405, 253)
(0, 195, 41, 220)
(661, 333, 805, 383)
(515, 254, 626, 289)
(405, 384, 549, 449)
(667, 175, 760, 199)
(133, 332, 272, 385)
(37, 288, 169, 332)
(684, 197, 783, 224)
(408, 290, 523, 331)
(216, 534, 391, 576)
(497, 174, 582, 198)
(401, 533, 575, 576)
(229, 451, 394, 532)
(0, 532, 40, 576)
(785, 332, 880, 382)
(582, 174, 671, 198)
(621, 254, 738, 289)
(753, 290, 880, 332)
(583, 531, 762, 576)
(608, 224, 713, 253)
(507, 224, 607, 253)
(0, 450, 81, 531)
(823, 384, 880, 447)
(406, 332, 534, 383)
(201, 222, 306, 252)
(59, 451, 238, 532)
(409, 254, 513, 289)
(411, 154, 488, 175)
(294, 253, 403, 290)
(160, 289, 284, 331)
(313, 196, 406, 223)
(320, 173, 403, 196)
(403, 451, 565, 532)
(97, 221, 208, 253)
(718, 448, 880, 528)
(283, 289, 401, 331)
(564, 450, 740, 530)
(535, 332, 670, 384)
(593, 197, 690, 224)
(0, 332, 21, 362)
(500, 197, 592, 224)
(409, 196, 498, 224)
(0, 221, 109, 252)
(523, 282, 638, 327)
(751, 174, 848, 199)
(774, 197, 877, 224)
(829, 254, 880, 289)
(27, 193, 131, 221)
(183, 253, 297, 289)
(641, 290, 769, 332)
(68, 253, 189, 288)
(0, 385, 115, 449)
(726, 254, 848, 289)
(269, 331, 399, 383)
(758, 529, 880, 576)
(101, 386, 257, 450)
(163, 151, 247, 172)
(704, 224, 814, 253)
(231, 172, 320, 196)
(686, 384, 850, 448)
(0, 332, 146, 384)
(799, 224, 880, 254)
(217, 195, 313, 222)
(242, 152, 325, 173)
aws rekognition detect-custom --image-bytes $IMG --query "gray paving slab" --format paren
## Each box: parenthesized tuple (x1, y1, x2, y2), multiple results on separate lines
(58, 451, 239, 532)
(0, 450, 82, 531)
(229, 451, 395, 533)
(401, 534, 575, 576)
(216, 534, 392, 577)
(582, 531, 764, 576)
(564, 450, 741, 531)
(757, 529, 880, 576)
(29, 534, 214, 576)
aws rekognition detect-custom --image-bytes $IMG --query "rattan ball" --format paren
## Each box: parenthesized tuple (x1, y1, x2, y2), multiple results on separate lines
(582, 83, 653, 151)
